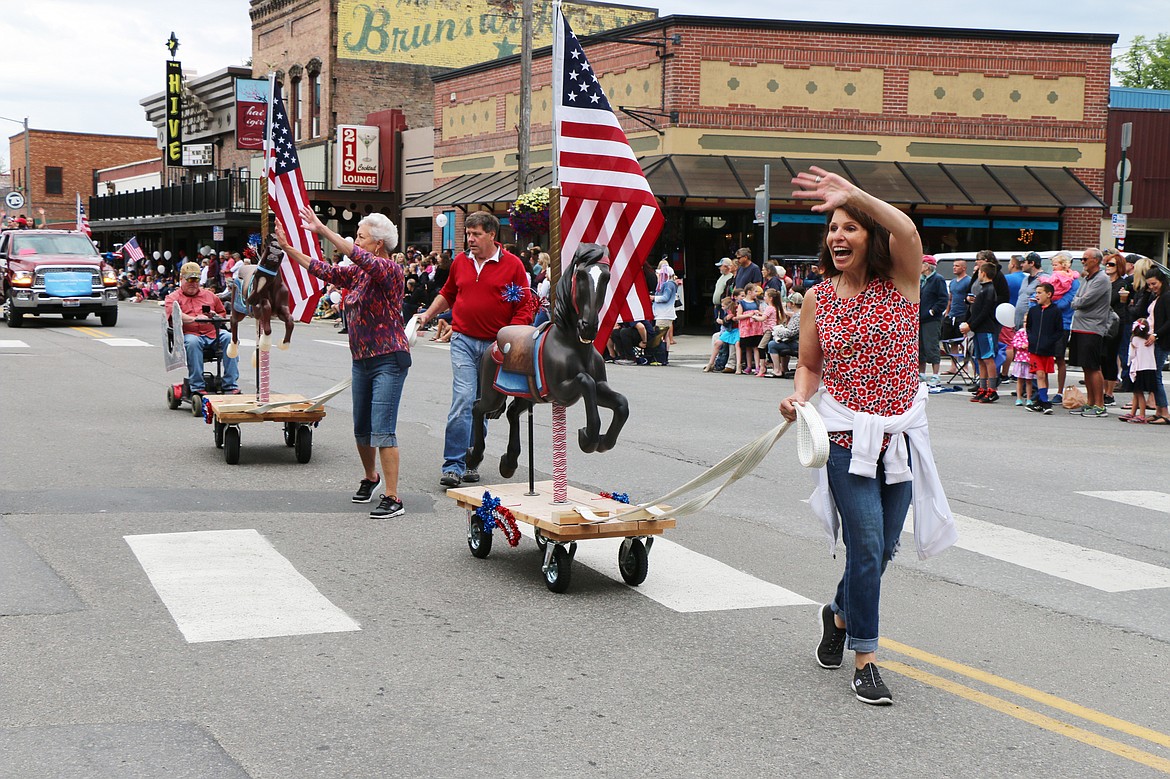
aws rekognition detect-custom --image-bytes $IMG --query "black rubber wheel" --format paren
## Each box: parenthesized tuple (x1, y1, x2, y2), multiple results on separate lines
(99, 308, 118, 327)
(167, 386, 181, 410)
(283, 422, 297, 447)
(618, 538, 649, 586)
(468, 516, 493, 559)
(191, 393, 204, 418)
(534, 527, 549, 551)
(6, 301, 23, 328)
(223, 426, 241, 465)
(294, 425, 312, 464)
(214, 420, 226, 449)
(544, 545, 572, 593)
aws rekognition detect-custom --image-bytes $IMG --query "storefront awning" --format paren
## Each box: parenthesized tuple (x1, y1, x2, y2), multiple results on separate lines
(404, 155, 1105, 210)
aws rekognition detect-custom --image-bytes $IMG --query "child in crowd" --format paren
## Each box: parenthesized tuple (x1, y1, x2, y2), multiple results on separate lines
(1024, 282, 1062, 414)
(708, 295, 740, 373)
(1045, 254, 1079, 302)
(1008, 327, 1033, 406)
(1124, 318, 1158, 423)
(754, 287, 781, 376)
(735, 283, 765, 376)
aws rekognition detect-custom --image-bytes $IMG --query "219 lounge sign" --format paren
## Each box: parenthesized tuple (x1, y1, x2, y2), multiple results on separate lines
(336, 125, 380, 189)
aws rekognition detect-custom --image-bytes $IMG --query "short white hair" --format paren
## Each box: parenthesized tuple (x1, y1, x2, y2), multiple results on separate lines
(359, 213, 399, 250)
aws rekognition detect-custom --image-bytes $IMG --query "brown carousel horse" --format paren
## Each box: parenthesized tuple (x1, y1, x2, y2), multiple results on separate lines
(225, 234, 295, 363)
(467, 243, 629, 478)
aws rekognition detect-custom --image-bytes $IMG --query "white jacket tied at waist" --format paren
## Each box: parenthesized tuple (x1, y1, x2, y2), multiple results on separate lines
(808, 384, 958, 560)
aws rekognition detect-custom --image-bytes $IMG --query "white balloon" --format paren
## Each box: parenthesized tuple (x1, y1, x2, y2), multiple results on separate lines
(329, 291, 341, 305)
(995, 302, 1016, 328)
(163, 250, 172, 260)
(157, 265, 166, 274)
(153, 251, 161, 260)
(435, 213, 448, 228)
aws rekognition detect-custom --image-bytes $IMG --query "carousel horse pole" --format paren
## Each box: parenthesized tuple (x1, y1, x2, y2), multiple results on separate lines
(548, 187, 567, 503)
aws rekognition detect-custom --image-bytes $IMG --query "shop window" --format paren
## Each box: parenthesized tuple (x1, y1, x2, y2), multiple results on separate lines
(919, 217, 990, 255)
(311, 74, 322, 138)
(988, 219, 1059, 253)
(45, 166, 63, 195)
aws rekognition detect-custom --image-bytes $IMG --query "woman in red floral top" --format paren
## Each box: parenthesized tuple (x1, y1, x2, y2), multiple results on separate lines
(779, 166, 931, 706)
(276, 204, 410, 521)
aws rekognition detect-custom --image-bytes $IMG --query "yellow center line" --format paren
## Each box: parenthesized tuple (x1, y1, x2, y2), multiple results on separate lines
(882, 637, 1170, 750)
(882, 661, 1170, 775)
(73, 326, 112, 339)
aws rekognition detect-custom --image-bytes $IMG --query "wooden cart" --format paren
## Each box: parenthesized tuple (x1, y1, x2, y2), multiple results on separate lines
(447, 480, 676, 593)
(202, 394, 327, 465)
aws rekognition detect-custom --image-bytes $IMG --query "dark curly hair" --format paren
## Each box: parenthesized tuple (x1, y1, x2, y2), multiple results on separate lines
(816, 204, 893, 281)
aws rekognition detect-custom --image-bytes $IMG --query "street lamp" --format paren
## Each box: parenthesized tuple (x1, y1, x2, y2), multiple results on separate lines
(0, 114, 31, 220)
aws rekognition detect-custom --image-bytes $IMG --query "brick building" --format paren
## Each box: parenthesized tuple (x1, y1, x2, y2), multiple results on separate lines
(249, 0, 656, 240)
(1105, 87, 1170, 262)
(7, 130, 156, 228)
(411, 15, 1115, 326)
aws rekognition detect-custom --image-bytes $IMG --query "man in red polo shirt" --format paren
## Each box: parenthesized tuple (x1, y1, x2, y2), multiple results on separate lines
(417, 212, 536, 486)
(164, 262, 240, 394)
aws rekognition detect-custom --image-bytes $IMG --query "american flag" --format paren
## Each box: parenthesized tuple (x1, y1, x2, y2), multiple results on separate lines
(267, 81, 324, 322)
(76, 193, 91, 237)
(121, 236, 145, 262)
(553, 11, 663, 350)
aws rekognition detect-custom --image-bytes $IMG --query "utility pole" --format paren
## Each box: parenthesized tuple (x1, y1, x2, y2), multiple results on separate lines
(517, 0, 533, 198)
(22, 117, 30, 219)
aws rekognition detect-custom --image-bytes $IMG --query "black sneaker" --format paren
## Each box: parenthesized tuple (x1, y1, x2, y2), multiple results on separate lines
(370, 494, 405, 519)
(352, 474, 382, 503)
(815, 604, 846, 669)
(1042, 401, 1054, 415)
(1104, 394, 1116, 407)
(440, 471, 461, 488)
(852, 663, 893, 705)
(462, 467, 480, 484)
(978, 390, 999, 403)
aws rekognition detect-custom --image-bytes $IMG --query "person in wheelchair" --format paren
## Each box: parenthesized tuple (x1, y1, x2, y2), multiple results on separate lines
(164, 262, 240, 395)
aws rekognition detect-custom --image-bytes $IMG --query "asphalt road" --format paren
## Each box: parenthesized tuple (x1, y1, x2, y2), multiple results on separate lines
(2, 302, 1169, 778)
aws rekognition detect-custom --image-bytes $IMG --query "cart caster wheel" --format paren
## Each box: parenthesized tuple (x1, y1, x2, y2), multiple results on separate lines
(191, 393, 204, 418)
(618, 538, 649, 586)
(223, 426, 241, 465)
(294, 425, 313, 464)
(283, 422, 297, 447)
(167, 386, 181, 410)
(544, 545, 573, 593)
(214, 420, 226, 449)
(534, 527, 549, 552)
(468, 516, 493, 559)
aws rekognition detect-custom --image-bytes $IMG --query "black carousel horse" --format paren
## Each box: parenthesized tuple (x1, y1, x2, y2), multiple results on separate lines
(467, 243, 629, 478)
(225, 234, 295, 361)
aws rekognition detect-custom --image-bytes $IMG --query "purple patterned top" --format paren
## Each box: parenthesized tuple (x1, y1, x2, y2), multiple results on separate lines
(309, 245, 407, 361)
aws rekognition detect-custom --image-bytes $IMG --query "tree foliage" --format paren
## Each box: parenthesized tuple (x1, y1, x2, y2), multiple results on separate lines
(1113, 34, 1170, 90)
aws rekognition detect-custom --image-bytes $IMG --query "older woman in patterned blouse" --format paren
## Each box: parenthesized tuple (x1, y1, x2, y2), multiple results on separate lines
(780, 167, 955, 707)
(277, 205, 410, 520)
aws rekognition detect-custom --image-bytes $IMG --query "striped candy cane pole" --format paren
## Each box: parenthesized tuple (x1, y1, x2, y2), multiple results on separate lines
(258, 344, 270, 403)
(551, 403, 567, 503)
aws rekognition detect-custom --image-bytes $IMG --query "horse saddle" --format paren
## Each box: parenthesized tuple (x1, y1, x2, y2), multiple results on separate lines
(490, 323, 550, 402)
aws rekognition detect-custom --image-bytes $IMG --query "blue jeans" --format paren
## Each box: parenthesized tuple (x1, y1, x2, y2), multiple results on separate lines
(184, 331, 238, 392)
(1154, 346, 1169, 410)
(826, 442, 913, 654)
(443, 332, 493, 475)
(351, 352, 409, 448)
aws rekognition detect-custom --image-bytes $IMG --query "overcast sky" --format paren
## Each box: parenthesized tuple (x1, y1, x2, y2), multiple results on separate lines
(0, 0, 1162, 170)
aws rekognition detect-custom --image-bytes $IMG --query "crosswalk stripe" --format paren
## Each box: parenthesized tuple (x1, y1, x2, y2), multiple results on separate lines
(1078, 490, 1170, 515)
(125, 529, 361, 643)
(100, 338, 152, 347)
(313, 339, 349, 347)
(906, 512, 1170, 592)
(0, 340, 29, 348)
(520, 526, 814, 612)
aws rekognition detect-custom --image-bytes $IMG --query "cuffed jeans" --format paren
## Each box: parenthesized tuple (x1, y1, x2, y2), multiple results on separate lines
(184, 331, 238, 392)
(351, 352, 408, 448)
(826, 442, 913, 654)
(443, 332, 493, 475)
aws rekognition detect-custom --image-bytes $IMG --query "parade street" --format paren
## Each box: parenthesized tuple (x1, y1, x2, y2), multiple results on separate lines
(3, 302, 1170, 779)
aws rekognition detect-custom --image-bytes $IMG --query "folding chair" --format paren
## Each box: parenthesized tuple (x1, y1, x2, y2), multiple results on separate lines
(941, 335, 976, 386)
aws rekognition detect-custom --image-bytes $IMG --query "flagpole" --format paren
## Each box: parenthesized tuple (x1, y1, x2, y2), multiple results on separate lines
(256, 73, 277, 403)
(549, 2, 568, 504)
